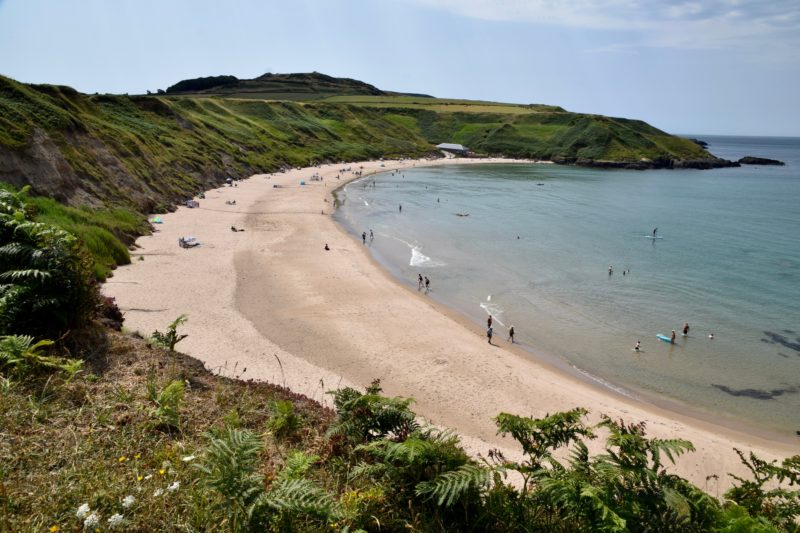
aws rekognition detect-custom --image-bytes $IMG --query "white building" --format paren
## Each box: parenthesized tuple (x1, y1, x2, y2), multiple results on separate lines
(436, 143, 469, 156)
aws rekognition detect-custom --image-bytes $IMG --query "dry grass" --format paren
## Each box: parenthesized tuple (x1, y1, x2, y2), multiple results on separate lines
(0, 330, 333, 531)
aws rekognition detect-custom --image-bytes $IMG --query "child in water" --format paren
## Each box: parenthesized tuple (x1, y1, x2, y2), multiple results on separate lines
(634, 340, 641, 352)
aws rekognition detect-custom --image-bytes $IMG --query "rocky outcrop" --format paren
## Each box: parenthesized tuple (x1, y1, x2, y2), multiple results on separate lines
(688, 138, 709, 148)
(551, 156, 740, 170)
(738, 156, 785, 166)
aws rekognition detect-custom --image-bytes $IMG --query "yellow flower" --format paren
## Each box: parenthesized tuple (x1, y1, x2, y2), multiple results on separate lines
(159, 469, 166, 475)
(134, 453, 141, 459)
(118, 456, 127, 462)
(49, 526, 59, 532)
(136, 475, 143, 481)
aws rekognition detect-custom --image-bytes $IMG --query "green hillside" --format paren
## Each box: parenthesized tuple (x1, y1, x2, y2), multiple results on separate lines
(0, 74, 433, 210)
(0, 73, 731, 276)
(164, 71, 425, 101)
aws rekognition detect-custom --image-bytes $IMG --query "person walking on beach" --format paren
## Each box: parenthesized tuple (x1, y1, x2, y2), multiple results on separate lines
(508, 326, 515, 343)
(362, 231, 366, 244)
(418, 274, 423, 290)
(683, 322, 690, 336)
(424, 276, 430, 291)
(369, 229, 374, 242)
(487, 326, 494, 344)
(487, 315, 493, 328)
(670, 330, 676, 344)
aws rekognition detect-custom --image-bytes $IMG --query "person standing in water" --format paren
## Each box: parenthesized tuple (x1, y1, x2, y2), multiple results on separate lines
(424, 276, 430, 292)
(653, 227, 658, 237)
(369, 229, 374, 242)
(670, 330, 677, 344)
(508, 326, 515, 343)
(634, 340, 641, 352)
(487, 315, 493, 328)
(362, 231, 366, 244)
(608, 265, 613, 275)
(399, 204, 402, 213)
(683, 322, 690, 336)
(418, 274, 423, 290)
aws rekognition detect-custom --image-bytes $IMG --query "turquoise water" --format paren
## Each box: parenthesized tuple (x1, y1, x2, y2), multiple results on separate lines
(335, 136, 800, 435)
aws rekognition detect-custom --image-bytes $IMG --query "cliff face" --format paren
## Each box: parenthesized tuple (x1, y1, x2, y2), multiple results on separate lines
(0, 76, 433, 210)
(0, 74, 732, 211)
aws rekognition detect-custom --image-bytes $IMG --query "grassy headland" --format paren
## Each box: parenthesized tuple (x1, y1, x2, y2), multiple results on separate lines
(0, 71, 728, 277)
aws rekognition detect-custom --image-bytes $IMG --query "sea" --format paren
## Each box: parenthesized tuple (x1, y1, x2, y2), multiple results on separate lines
(334, 136, 800, 437)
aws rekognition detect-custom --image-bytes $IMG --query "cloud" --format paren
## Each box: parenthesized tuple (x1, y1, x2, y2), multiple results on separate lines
(399, 0, 800, 50)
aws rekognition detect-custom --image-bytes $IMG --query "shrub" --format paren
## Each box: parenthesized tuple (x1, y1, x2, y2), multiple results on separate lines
(0, 187, 97, 339)
(0, 334, 83, 379)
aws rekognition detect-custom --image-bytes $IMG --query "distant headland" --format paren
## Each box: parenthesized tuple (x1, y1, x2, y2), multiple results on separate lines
(0, 71, 748, 213)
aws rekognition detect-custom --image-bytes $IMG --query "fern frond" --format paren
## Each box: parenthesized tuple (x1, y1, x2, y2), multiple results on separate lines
(264, 478, 340, 520)
(276, 450, 320, 482)
(416, 464, 492, 507)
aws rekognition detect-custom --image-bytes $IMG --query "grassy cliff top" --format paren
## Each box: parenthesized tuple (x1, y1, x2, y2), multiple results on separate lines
(0, 73, 725, 276)
(164, 71, 433, 101)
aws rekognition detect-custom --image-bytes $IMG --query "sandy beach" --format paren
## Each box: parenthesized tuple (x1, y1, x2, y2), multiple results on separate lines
(104, 158, 796, 490)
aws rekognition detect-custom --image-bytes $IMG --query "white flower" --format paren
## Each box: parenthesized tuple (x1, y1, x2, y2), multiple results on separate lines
(75, 503, 91, 519)
(167, 481, 180, 492)
(122, 495, 135, 508)
(83, 512, 99, 529)
(153, 488, 164, 497)
(107, 513, 124, 529)
(181, 455, 195, 462)
(144, 474, 153, 480)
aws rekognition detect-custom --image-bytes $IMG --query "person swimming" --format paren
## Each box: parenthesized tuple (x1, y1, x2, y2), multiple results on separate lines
(634, 340, 641, 352)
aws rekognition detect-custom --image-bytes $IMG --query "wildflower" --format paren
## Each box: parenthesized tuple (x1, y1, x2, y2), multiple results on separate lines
(107, 513, 125, 529)
(158, 469, 166, 475)
(122, 495, 135, 508)
(118, 456, 127, 462)
(134, 453, 141, 459)
(49, 526, 59, 532)
(181, 455, 195, 462)
(76, 503, 91, 519)
(144, 474, 153, 480)
(136, 475, 143, 482)
(167, 481, 180, 492)
(83, 512, 100, 529)
(153, 488, 164, 497)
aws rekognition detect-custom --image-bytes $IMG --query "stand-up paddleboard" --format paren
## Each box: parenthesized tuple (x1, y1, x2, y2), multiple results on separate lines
(645, 235, 663, 239)
(656, 334, 673, 343)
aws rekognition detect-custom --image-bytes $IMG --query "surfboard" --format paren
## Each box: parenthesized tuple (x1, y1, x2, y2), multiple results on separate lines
(656, 334, 673, 343)
(645, 235, 663, 239)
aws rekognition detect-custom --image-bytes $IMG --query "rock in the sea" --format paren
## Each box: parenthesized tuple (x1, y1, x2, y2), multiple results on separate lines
(738, 156, 785, 166)
(688, 138, 709, 148)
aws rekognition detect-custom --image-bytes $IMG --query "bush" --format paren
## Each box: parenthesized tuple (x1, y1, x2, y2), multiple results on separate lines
(0, 187, 97, 339)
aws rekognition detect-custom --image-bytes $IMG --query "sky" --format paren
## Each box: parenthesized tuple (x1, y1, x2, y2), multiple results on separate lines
(1, 0, 798, 136)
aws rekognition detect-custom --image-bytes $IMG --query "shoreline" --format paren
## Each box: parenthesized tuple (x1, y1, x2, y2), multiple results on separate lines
(104, 157, 797, 489)
(332, 171, 797, 446)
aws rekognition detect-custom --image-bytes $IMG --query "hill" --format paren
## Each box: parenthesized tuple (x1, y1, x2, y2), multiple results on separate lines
(0, 73, 734, 275)
(164, 71, 433, 100)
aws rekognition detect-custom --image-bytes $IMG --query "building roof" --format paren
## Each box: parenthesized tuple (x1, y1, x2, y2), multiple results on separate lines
(436, 143, 468, 151)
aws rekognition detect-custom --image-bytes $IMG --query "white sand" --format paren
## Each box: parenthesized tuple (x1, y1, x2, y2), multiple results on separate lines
(104, 158, 796, 490)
